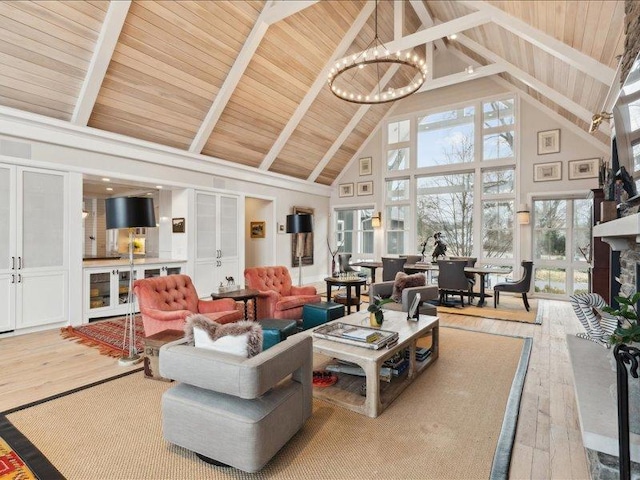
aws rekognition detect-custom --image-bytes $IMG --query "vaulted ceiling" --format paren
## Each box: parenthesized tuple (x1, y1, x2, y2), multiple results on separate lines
(0, 1, 624, 186)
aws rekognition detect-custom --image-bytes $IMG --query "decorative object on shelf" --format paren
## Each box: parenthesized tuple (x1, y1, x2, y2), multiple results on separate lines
(367, 296, 395, 327)
(359, 156, 372, 176)
(371, 211, 382, 228)
(516, 204, 530, 225)
(287, 210, 313, 286)
(568, 158, 600, 180)
(327, 0, 426, 105)
(431, 232, 447, 262)
(105, 196, 156, 366)
(250, 221, 265, 238)
(537, 129, 560, 155)
(357, 181, 373, 196)
(172, 217, 185, 233)
(533, 161, 562, 182)
(339, 183, 354, 197)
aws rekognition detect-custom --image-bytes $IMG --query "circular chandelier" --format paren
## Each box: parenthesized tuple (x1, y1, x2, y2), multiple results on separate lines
(327, 1, 427, 105)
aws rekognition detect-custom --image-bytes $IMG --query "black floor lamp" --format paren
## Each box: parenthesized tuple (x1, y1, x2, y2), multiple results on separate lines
(286, 213, 312, 286)
(105, 196, 156, 366)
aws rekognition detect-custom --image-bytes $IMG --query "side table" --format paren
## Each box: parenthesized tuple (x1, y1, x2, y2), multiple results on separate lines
(211, 288, 260, 320)
(144, 329, 184, 381)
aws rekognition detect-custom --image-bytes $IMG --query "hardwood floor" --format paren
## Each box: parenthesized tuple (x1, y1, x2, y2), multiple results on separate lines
(0, 298, 589, 479)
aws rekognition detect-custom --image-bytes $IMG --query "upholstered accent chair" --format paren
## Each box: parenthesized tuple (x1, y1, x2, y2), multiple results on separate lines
(133, 275, 243, 337)
(437, 259, 474, 306)
(244, 266, 321, 320)
(369, 273, 438, 316)
(493, 261, 534, 311)
(159, 333, 313, 473)
(338, 253, 367, 278)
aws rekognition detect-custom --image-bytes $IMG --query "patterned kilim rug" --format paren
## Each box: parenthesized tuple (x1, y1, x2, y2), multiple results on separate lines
(1, 328, 531, 479)
(60, 316, 145, 357)
(436, 295, 542, 324)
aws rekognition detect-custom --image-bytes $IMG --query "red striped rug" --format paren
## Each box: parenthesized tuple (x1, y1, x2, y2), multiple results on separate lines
(60, 316, 145, 357)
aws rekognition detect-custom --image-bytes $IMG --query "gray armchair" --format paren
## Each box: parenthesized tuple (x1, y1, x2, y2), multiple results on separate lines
(369, 277, 438, 316)
(437, 259, 474, 305)
(159, 334, 312, 473)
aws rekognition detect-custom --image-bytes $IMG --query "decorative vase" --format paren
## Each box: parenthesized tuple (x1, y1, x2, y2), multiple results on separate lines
(370, 312, 383, 328)
(331, 258, 338, 277)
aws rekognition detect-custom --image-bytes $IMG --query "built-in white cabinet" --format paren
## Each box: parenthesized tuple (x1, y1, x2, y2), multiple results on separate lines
(0, 164, 68, 333)
(193, 192, 240, 296)
(84, 260, 186, 321)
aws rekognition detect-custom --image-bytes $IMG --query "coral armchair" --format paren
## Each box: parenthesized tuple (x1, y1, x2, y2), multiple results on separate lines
(133, 274, 242, 337)
(244, 266, 321, 320)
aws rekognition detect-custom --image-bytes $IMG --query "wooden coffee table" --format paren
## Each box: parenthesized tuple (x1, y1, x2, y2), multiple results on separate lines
(306, 310, 439, 418)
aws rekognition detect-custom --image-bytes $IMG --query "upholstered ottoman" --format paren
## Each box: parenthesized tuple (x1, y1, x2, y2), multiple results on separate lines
(302, 302, 345, 330)
(260, 319, 298, 350)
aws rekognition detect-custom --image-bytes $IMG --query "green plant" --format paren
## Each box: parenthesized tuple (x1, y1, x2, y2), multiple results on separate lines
(603, 292, 640, 345)
(367, 296, 395, 324)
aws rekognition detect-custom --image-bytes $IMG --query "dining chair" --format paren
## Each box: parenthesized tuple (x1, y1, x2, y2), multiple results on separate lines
(338, 253, 367, 277)
(437, 259, 474, 306)
(381, 257, 407, 282)
(493, 261, 534, 311)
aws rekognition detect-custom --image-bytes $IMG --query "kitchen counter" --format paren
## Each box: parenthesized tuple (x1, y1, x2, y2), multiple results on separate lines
(82, 257, 186, 268)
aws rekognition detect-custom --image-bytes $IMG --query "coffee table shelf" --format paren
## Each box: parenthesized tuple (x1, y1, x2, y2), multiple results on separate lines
(307, 311, 439, 418)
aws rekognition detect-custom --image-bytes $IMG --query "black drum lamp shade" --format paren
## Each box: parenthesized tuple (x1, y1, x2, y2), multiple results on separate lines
(105, 197, 156, 229)
(286, 214, 312, 234)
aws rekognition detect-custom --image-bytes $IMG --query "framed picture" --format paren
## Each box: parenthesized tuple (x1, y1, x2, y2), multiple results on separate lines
(533, 161, 562, 182)
(537, 129, 560, 155)
(339, 183, 354, 197)
(359, 157, 372, 176)
(250, 221, 265, 238)
(568, 158, 599, 180)
(172, 218, 185, 233)
(357, 181, 373, 196)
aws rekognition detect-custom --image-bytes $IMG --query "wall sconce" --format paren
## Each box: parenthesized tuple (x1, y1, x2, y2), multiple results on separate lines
(371, 211, 382, 228)
(516, 204, 530, 225)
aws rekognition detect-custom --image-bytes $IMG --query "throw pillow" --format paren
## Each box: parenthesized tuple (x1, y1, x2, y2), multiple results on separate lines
(391, 271, 426, 302)
(184, 314, 263, 357)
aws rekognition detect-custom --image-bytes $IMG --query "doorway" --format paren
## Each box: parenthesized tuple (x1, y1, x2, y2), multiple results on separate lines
(245, 197, 275, 268)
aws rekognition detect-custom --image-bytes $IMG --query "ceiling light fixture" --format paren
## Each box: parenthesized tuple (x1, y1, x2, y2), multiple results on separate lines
(465, 65, 475, 74)
(589, 112, 613, 134)
(448, 33, 458, 40)
(327, 0, 426, 105)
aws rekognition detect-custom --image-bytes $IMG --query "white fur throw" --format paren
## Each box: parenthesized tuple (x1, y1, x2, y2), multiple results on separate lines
(184, 315, 263, 357)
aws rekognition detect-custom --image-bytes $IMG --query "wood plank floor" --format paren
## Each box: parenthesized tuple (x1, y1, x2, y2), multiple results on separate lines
(0, 298, 590, 479)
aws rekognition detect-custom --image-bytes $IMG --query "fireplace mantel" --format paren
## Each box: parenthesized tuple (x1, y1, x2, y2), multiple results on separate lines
(592, 213, 640, 251)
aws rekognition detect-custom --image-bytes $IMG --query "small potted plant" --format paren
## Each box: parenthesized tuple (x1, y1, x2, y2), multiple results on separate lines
(603, 292, 640, 345)
(367, 296, 395, 327)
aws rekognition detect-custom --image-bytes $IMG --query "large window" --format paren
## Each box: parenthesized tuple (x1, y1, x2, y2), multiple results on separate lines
(385, 96, 516, 262)
(334, 208, 374, 259)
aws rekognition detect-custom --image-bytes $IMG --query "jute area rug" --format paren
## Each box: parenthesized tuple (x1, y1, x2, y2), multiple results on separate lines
(436, 295, 542, 324)
(3, 328, 529, 480)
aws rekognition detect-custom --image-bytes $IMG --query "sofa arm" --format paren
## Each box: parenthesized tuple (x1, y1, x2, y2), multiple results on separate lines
(401, 285, 439, 309)
(369, 281, 394, 304)
(139, 306, 191, 322)
(198, 297, 238, 314)
(159, 334, 312, 403)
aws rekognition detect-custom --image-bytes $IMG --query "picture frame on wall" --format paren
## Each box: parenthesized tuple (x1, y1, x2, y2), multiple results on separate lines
(568, 158, 599, 180)
(357, 181, 373, 196)
(172, 218, 185, 233)
(537, 129, 560, 155)
(339, 183, 354, 197)
(250, 221, 265, 238)
(359, 157, 372, 176)
(533, 161, 562, 182)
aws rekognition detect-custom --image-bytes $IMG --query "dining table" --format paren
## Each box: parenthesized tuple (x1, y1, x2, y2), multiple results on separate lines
(350, 260, 383, 284)
(403, 263, 512, 307)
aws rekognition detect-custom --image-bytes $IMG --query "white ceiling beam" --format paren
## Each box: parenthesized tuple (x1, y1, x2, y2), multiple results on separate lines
(456, 34, 610, 135)
(71, 0, 130, 126)
(394, 0, 404, 41)
(408, 0, 446, 51)
(459, 0, 615, 86)
(425, 42, 434, 81)
(262, 0, 319, 24)
(308, 65, 400, 182)
(601, 58, 623, 113)
(259, 2, 375, 170)
(418, 63, 506, 92)
(189, 3, 275, 153)
(339, 11, 490, 64)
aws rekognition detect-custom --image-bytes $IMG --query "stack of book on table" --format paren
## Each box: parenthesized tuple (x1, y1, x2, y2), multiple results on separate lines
(404, 347, 431, 362)
(313, 323, 399, 350)
(383, 351, 409, 377)
(325, 359, 394, 382)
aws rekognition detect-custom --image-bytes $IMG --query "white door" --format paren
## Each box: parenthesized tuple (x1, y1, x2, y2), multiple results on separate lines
(194, 192, 217, 295)
(16, 168, 68, 328)
(0, 165, 16, 332)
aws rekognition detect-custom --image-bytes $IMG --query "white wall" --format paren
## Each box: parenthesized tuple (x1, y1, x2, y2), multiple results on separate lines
(245, 197, 274, 268)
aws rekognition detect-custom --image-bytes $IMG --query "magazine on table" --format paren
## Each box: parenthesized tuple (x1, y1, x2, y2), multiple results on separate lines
(313, 322, 399, 350)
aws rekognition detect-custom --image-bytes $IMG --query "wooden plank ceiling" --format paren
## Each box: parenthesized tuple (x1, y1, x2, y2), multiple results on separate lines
(0, 0, 625, 185)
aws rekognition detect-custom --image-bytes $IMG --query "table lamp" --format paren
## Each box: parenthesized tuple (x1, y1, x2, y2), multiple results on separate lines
(286, 213, 312, 286)
(105, 196, 156, 366)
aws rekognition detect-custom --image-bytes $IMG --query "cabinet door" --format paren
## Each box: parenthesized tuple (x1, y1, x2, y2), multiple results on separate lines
(0, 165, 15, 332)
(218, 258, 240, 289)
(87, 270, 113, 311)
(194, 261, 216, 297)
(16, 169, 68, 328)
(196, 192, 217, 260)
(218, 195, 238, 260)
